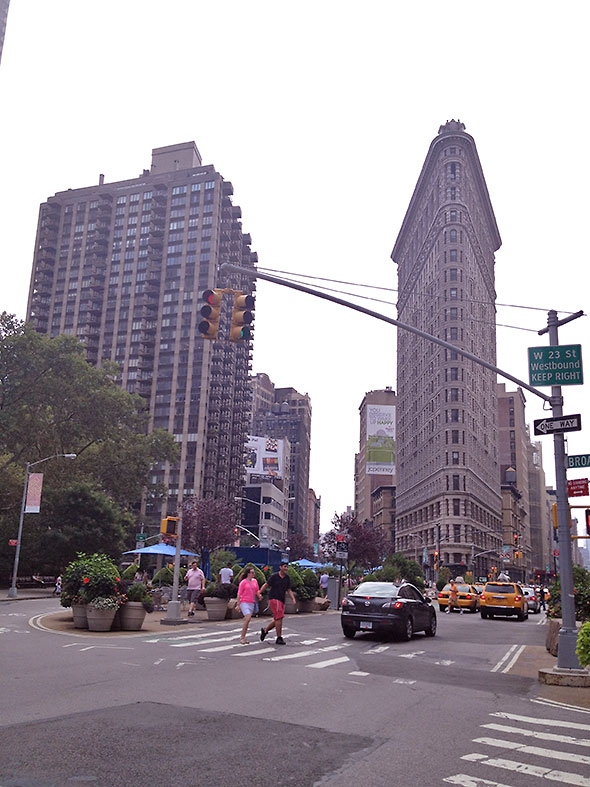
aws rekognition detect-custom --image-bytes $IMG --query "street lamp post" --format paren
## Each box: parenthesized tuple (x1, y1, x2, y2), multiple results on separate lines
(7, 453, 77, 599)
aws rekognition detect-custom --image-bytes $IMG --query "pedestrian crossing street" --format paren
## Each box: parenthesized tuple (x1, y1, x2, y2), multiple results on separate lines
(443, 702, 590, 787)
(143, 626, 358, 670)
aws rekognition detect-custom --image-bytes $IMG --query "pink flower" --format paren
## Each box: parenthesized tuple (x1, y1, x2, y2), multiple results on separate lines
(83, 577, 90, 584)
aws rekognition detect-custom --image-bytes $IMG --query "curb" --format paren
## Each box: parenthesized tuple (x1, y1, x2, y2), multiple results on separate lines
(539, 667, 590, 687)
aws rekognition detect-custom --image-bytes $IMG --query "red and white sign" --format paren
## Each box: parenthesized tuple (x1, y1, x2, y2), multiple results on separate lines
(25, 473, 44, 513)
(8, 539, 18, 546)
(567, 478, 589, 497)
(335, 534, 348, 542)
(553, 549, 560, 557)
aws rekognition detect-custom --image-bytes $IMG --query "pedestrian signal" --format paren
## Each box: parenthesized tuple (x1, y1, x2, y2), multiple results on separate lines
(551, 502, 573, 529)
(229, 292, 255, 342)
(160, 516, 179, 538)
(199, 289, 223, 339)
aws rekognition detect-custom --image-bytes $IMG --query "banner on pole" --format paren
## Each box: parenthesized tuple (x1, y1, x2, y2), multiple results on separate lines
(25, 473, 44, 513)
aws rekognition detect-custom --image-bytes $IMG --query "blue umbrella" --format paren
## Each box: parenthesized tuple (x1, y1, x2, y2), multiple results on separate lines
(290, 559, 323, 569)
(122, 544, 199, 557)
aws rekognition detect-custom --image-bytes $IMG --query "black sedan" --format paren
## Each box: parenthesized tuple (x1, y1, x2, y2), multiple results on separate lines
(341, 581, 436, 640)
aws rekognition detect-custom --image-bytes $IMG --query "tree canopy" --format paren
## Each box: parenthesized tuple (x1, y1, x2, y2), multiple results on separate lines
(181, 497, 237, 554)
(0, 313, 178, 580)
(321, 511, 387, 570)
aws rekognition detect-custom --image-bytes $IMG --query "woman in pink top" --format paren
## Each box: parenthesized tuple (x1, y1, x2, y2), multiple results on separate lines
(237, 567, 261, 644)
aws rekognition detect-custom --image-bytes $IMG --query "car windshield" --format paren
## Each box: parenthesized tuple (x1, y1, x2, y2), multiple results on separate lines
(352, 582, 399, 598)
(485, 584, 515, 594)
(443, 584, 471, 592)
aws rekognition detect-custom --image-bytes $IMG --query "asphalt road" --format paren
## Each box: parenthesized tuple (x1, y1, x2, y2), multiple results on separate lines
(1, 598, 589, 787)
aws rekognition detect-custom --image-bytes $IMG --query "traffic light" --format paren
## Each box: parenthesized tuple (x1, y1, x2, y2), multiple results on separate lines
(433, 550, 439, 570)
(513, 532, 518, 545)
(229, 292, 255, 342)
(552, 503, 558, 530)
(199, 289, 223, 339)
(586, 509, 590, 537)
(160, 516, 179, 538)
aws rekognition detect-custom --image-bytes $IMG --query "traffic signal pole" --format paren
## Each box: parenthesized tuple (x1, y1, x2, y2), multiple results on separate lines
(539, 310, 583, 669)
(220, 263, 585, 672)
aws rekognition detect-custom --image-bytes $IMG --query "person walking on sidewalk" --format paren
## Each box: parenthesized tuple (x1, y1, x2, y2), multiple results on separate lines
(237, 567, 261, 644)
(185, 560, 205, 617)
(259, 561, 297, 645)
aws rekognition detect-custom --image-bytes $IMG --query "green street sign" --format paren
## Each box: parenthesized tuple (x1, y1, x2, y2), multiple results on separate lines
(567, 454, 590, 469)
(528, 344, 583, 387)
(135, 533, 147, 541)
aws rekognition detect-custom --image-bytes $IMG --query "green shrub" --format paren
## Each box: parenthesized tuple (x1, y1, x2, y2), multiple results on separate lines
(125, 581, 154, 612)
(575, 622, 590, 668)
(210, 549, 237, 579)
(152, 565, 187, 586)
(301, 569, 320, 593)
(121, 563, 140, 581)
(60, 553, 120, 606)
(234, 563, 265, 587)
(287, 565, 303, 590)
(205, 581, 234, 600)
(547, 566, 590, 621)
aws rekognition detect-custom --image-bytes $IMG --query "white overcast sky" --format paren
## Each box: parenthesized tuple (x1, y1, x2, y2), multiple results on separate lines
(1, 1, 589, 533)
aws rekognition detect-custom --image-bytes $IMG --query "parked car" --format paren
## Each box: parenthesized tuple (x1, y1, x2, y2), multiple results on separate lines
(522, 586, 540, 613)
(479, 581, 528, 620)
(437, 583, 480, 613)
(341, 581, 436, 640)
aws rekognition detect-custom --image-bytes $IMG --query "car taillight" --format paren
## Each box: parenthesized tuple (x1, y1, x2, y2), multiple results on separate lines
(341, 598, 353, 607)
(465, 594, 472, 599)
(514, 596, 521, 602)
(394, 601, 403, 609)
(438, 592, 444, 598)
(481, 594, 486, 601)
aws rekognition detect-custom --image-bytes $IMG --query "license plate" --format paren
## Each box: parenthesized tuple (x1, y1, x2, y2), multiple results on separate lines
(360, 621, 373, 630)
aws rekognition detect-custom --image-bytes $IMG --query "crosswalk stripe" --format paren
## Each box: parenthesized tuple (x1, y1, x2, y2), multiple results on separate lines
(145, 627, 243, 643)
(472, 737, 590, 766)
(490, 645, 517, 673)
(171, 634, 241, 648)
(491, 712, 590, 732)
(443, 775, 515, 786)
(363, 645, 390, 654)
(461, 754, 590, 786)
(531, 698, 590, 715)
(348, 671, 370, 677)
(263, 644, 346, 662)
(482, 723, 590, 749)
(233, 647, 277, 657)
(307, 656, 350, 669)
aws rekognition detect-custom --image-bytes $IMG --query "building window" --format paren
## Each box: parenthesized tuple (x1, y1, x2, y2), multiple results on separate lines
(452, 451, 460, 465)
(450, 409, 459, 422)
(450, 387, 459, 401)
(452, 475, 460, 490)
(453, 499, 460, 516)
(450, 327, 458, 340)
(450, 249, 458, 262)
(450, 188, 456, 200)
(450, 268, 458, 281)
(450, 288, 458, 300)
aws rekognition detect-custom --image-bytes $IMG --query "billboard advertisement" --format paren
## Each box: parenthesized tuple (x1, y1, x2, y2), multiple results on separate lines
(246, 436, 285, 478)
(366, 404, 396, 476)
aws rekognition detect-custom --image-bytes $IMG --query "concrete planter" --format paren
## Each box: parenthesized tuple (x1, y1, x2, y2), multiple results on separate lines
(297, 599, 315, 614)
(86, 606, 117, 632)
(71, 603, 88, 629)
(204, 597, 228, 621)
(284, 597, 299, 614)
(546, 618, 583, 656)
(120, 601, 147, 631)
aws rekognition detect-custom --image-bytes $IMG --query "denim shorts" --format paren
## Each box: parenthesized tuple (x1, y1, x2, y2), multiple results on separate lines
(240, 602, 255, 616)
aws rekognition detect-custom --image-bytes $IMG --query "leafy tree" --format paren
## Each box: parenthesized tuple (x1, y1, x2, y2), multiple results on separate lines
(374, 553, 424, 589)
(436, 566, 451, 590)
(320, 511, 386, 570)
(210, 549, 237, 581)
(0, 481, 132, 579)
(181, 497, 237, 556)
(0, 313, 178, 508)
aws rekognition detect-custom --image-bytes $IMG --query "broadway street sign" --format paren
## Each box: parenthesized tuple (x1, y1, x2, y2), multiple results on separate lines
(568, 454, 590, 469)
(534, 413, 582, 436)
(528, 344, 583, 387)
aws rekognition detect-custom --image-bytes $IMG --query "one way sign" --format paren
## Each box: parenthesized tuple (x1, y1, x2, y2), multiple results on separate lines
(533, 413, 582, 436)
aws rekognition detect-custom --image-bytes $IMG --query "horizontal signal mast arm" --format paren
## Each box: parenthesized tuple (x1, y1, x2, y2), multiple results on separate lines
(220, 262, 552, 403)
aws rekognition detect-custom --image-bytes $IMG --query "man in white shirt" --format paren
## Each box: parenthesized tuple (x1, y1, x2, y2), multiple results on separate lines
(185, 560, 205, 617)
(319, 571, 329, 598)
(218, 562, 234, 584)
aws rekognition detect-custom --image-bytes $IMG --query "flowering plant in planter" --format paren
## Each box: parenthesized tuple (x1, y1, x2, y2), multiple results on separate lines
(88, 596, 121, 610)
(124, 582, 154, 612)
(60, 553, 122, 607)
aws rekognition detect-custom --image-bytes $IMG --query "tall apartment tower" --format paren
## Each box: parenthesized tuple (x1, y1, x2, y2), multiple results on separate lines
(251, 382, 312, 540)
(354, 387, 396, 527)
(0, 0, 10, 65)
(392, 121, 503, 578)
(27, 142, 256, 523)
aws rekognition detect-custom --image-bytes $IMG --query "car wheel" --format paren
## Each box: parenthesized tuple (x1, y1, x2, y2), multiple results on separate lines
(424, 612, 437, 637)
(342, 628, 356, 639)
(517, 610, 526, 621)
(480, 610, 488, 619)
(488, 612, 494, 618)
(401, 616, 414, 641)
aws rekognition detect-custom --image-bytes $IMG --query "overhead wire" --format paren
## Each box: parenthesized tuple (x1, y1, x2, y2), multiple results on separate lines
(257, 266, 580, 316)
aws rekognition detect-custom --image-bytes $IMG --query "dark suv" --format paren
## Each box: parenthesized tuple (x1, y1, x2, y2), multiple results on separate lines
(341, 581, 436, 640)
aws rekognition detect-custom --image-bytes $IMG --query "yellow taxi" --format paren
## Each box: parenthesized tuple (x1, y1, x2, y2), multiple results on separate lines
(479, 581, 528, 620)
(437, 583, 480, 613)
